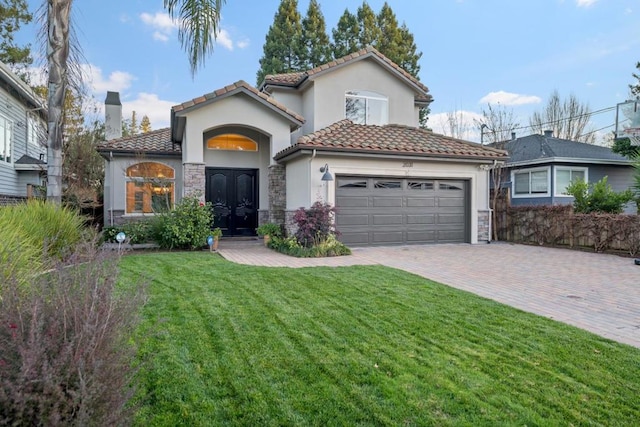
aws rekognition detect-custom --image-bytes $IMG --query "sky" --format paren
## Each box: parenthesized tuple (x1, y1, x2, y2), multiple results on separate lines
(15, 0, 640, 143)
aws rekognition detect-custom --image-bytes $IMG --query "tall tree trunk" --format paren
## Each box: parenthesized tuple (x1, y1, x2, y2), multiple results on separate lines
(46, 0, 71, 204)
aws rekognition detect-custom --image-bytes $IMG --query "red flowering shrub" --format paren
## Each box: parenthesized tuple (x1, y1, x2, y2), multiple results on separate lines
(293, 201, 338, 248)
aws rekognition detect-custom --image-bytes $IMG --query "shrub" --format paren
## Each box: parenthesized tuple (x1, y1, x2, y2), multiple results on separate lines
(0, 200, 85, 260)
(103, 221, 155, 244)
(256, 222, 282, 238)
(0, 241, 146, 426)
(155, 196, 213, 250)
(293, 201, 338, 248)
(566, 177, 635, 214)
(269, 234, 351, 258)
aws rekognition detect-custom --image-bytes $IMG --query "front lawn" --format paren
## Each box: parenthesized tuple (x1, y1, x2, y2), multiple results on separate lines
(121, 253, 640, 426)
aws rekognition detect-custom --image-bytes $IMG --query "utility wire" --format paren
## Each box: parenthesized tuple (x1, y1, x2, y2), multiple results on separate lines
(481, 105, 616, 135)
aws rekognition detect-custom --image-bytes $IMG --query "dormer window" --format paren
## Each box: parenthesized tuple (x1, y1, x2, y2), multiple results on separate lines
(345, 90, 388, 125)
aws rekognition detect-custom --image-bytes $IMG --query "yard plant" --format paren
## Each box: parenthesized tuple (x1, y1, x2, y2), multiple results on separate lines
(123, 253, 640, 426)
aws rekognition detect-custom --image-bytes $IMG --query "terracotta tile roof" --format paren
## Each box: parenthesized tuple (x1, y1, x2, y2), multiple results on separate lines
(97, 127, 180, 154)
(263, 46, 433, 104)
(172, 80, 304, 124)
(275, 120, 508, 161)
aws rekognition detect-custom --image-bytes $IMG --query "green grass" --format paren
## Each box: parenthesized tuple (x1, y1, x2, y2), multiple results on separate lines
(121, 253, 640, 426)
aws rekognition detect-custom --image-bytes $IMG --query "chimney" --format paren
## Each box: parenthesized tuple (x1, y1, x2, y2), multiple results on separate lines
(105, 91, 122, 140)
(543, 130, 553, 138)
(511, 131, 516, 140)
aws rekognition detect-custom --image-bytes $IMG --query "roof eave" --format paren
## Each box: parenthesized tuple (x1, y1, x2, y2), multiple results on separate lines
(173, 86, 304, 130)
(275, 144, 508, 164)
(506, 157, 632, 168)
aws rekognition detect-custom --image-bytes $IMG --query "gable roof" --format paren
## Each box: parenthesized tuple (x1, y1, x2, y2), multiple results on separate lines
(170, 80, 304, 142)
(260, 46, 433, 105)
(503, 133, 630, 167)
(97, 127, 181, 156)
(275, 120, 507, 162)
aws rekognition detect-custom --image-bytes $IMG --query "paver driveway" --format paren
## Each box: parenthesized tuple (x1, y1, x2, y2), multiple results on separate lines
(219, 242, 640, 348)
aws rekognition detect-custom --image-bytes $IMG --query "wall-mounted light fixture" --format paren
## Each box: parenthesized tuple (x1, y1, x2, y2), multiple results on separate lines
(320, 164, 333, 181)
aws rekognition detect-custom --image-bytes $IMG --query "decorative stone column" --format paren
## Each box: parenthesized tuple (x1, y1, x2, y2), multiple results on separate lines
(477, 210, 490, 242)
(268, 164, 286, 225)
(183, 163, 206, 200)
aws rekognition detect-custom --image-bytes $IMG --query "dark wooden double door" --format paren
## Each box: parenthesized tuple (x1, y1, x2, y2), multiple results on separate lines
(205, 168, 258, 236)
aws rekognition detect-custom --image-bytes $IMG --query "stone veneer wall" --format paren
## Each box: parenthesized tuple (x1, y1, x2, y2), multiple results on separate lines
(268, 164, 286, 225)
(183, 163, 206, 199)
(477, 210, 490, 242)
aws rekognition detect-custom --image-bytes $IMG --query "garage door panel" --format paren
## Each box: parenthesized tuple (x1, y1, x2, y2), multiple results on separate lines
(438, 197, 464, 207)
(336, 176, 468, 246)
(340, 232, 370, 245)
(406, 231, 436, 242)
(406, 214, 435, 224)
(437, 214, 465, 225)
(372, 197, 403, 207)
(336, 196, 368, 208)
(373, 231, 404, 243)
(336, 214, 369, 226)
(373, 214, 403, 225)
(407, 197, 435, 207)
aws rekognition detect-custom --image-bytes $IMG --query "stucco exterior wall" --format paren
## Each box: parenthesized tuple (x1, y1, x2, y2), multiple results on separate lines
(103, 155, 183, 226)
(178, 94, 293, 164)
(309, 59, 419, 131)
(285, 154, 490, 244)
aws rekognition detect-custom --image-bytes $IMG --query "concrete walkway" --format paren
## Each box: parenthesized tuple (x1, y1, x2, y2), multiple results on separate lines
(218, 240, 640, 348)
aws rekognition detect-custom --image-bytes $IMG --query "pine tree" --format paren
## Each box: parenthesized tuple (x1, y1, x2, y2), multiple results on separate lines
(332, 9, 360, 59)
(256, 0, 304, 85)
(300, 0, 331, 69)
(376, 3, 402, 65)
(140, 115, 152, 133)
(0, 0, 33, 78)
(130, 111, 139, 136)
(356, 2, 381, 48)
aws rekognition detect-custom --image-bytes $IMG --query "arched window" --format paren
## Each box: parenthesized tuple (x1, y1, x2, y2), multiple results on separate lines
(206, 134, 258, 151)
(345, 90, 388, 125)
(125, 162, 175, 213)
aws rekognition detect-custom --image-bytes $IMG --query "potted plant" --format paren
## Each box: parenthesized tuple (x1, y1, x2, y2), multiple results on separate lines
(256, 223, 281, 246)
(211, 227, 223, 251)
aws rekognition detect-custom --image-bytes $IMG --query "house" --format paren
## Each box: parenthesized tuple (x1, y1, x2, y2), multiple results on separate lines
(0, 61, 47, 205)
(98, 47, 508, 246)
(501, 131, 636, 214)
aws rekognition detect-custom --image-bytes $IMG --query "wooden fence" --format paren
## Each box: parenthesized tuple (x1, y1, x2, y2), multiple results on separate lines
(493, 190, 640, 256)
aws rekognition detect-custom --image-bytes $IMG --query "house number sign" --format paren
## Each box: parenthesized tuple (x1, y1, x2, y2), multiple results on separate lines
(402, 161, 413, 168)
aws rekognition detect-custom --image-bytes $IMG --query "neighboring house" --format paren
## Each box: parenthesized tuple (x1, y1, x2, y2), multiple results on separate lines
(98, 47, 507, 246)
(501, 131, 636, 214)
(0, 61, 47, 205)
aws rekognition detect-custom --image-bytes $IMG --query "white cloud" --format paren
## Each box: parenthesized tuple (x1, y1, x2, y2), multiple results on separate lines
(140, 11, 177, 42)
(216, 28, 234, 50)
(576, 0, 598, 7)
(237, 39, 250, 49)
(82, 64, 135, 94)
(478, 91, 541, 106)
(122, 93, 177, 129)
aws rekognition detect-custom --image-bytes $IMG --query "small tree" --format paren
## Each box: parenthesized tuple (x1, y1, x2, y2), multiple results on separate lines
(566, 176, 635, 214)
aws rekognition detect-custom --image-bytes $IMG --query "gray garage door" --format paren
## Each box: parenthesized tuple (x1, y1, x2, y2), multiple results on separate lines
(335, 176, 469, 246)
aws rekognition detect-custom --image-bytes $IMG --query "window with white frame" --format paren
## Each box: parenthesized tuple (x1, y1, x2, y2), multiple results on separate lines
(27, 115, 44, 148)
(512, 167, 550, 197)
(555, 167, 587, 196)
(0, 115, 12, 163)
(345, 90, 388, 125)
